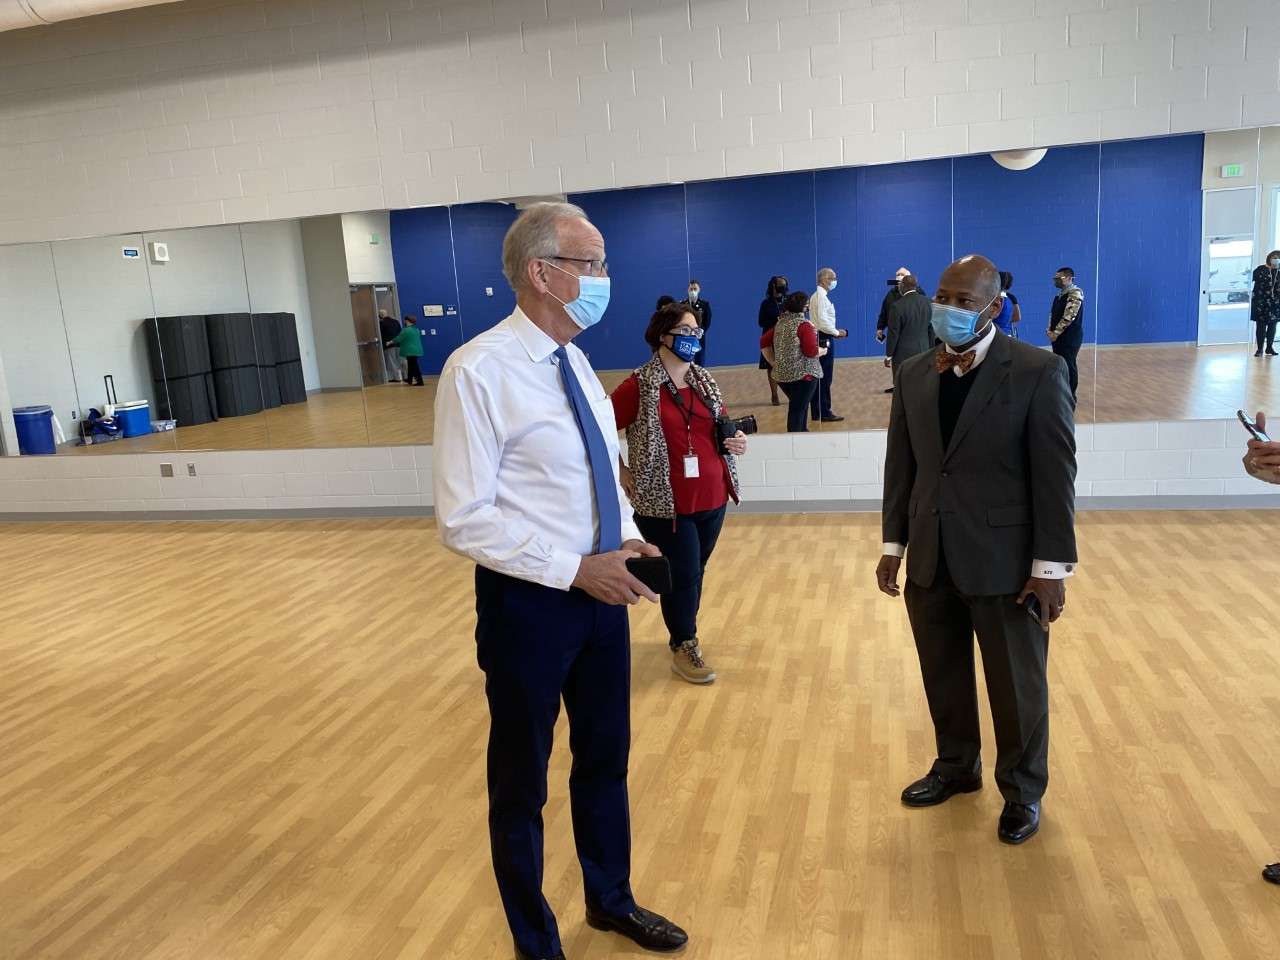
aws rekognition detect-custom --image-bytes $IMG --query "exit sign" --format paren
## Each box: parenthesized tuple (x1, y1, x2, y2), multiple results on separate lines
(1221, 163, 1244, 178)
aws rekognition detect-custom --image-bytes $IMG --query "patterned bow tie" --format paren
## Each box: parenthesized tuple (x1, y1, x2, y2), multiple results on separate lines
(936, 349, 977, 375)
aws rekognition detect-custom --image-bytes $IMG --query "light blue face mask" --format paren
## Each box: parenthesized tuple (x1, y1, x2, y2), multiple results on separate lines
(930, 294, 997, 348)
(542, 259, 611, 330)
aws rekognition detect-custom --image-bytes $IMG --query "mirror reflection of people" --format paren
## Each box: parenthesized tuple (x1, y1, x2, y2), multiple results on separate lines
(432, 202, 688, 960)
(884, 274, 933, 374)
(1252, 251, 1280, 357)
(682, 279, 712, 365)
(995, 270, 1021, 338)
(378, 309, 404, 383)
(758, 275, 789, 406)
(610, 303, 747, 685)
(809, 267, 848, 423)
(877, 253, 1077, 848)
(761, 290, 825, 432)
(388, 315, 425, 385)
(1048, 266, 1084, 403)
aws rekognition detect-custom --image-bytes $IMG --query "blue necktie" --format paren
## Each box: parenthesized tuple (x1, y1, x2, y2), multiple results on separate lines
(554, 346, 622, 554)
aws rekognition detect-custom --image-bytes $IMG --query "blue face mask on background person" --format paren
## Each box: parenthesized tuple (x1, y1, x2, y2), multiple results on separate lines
(668, 334, 700, 362)
(931, 295, 997, 348)
(541, 259, 611, 329)
(828, 279, 838, 291)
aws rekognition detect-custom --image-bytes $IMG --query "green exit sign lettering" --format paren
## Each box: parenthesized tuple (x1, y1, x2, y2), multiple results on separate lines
(1221, 163, 1244, 178)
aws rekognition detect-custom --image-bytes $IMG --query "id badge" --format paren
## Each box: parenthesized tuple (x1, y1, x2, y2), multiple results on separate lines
(682, 455, 700, 479)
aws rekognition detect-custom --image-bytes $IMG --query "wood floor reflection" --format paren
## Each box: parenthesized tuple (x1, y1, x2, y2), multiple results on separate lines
(63, 343, 1280, 454)
(2, 513, 1278, 959)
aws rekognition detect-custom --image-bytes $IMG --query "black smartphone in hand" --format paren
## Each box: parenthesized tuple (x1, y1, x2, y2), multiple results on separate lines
(626, 556, 671, 595)
(1023, 593, 1043, 626)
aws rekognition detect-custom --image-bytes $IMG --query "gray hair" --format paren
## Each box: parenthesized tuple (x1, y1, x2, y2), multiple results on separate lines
(502, 201, 589, 292)
(817, 267, 836, 284)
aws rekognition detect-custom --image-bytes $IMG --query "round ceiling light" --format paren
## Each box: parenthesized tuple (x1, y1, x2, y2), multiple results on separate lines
(991, 148, 1048, 171)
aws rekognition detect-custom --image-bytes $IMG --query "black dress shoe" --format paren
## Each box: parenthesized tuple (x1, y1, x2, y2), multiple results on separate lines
(883, 387, 894, 394)
(1269, 349, 1278, 356)
(998, 801, 1041, 845)
(585, 905, 688, 952)
(1264, 862, 1280, 885)
(900, 771, 982, 807)
(820, 415, 845, 422)
(514, 947, 565, 960)
(1256, 350, 1265, 357)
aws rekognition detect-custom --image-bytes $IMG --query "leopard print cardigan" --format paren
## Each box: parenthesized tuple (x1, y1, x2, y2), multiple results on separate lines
(624, 355, 741, 520)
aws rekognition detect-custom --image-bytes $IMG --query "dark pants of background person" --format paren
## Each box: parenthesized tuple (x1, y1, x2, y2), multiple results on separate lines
(779, 379, 817, 432)
(474, 566, 637, 959)
(634, 506, 727, 650)
(405, 356, 424, 385)
(694, 337, 707, 366)
(1257, 318, 1278, 353)
(810, 334, 836, 420)
(903, 550, 1050, 805)
(1050, 321, 1083, 400)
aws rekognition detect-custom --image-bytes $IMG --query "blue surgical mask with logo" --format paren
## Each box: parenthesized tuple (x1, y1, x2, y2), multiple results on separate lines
(542, 259, 611, 329)
(930, 295, 997, 348)
(668, 334, 700, 362)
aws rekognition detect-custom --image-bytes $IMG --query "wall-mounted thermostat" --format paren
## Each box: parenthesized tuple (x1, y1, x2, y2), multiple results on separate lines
(149, 241, 170, 263)
(122, 246, 140, 259)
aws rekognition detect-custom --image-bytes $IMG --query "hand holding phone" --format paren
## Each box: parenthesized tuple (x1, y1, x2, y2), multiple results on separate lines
(625, 556, 671, 595)
(1238, 409, 1272, 443)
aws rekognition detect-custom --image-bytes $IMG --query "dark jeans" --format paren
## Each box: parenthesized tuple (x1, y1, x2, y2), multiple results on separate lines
(474, 567, 637, 958)
(810, 334, 836, 419)
(634, 506, 727, 649)
(780, 379, 817, 432)
(1257, 318, 1278, 352)
(1050, 323, 1082, 400)
(405, 355, 424, 385)
(904, 554, 1050, 804)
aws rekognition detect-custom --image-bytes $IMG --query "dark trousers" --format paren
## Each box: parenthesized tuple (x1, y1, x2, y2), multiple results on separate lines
(779, 379, 817, 432)
(1050, 323, 1082, 400)
(903, 554, 1050, 805)
(1257, 318, 1278, 352)
(693, 337, 707, 366)
(475, 567, 636, 958)
(634, 506, 727, 649)
(405, 355, 424, 385)
(810, 335, 835, 419)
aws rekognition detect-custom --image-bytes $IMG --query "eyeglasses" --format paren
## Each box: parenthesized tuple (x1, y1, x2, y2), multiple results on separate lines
(670, 326, 704, 339)
(549, 255, 609, 277)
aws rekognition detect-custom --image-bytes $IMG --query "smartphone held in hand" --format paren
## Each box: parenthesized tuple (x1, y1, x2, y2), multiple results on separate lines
(626, 556, 672, 595)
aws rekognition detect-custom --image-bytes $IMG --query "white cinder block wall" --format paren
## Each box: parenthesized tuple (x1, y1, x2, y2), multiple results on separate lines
(0, 420, 1275, 515)
(0, 0, 1278, 245)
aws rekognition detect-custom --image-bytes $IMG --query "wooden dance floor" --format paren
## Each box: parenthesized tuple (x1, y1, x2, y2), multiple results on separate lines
(64, 343, 1280, 453)
(1, 513, 1278, 958)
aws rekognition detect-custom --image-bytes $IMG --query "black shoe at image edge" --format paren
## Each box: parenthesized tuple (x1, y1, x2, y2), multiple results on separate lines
(900, 770, 983, 807)
(585, 905, 689, 953)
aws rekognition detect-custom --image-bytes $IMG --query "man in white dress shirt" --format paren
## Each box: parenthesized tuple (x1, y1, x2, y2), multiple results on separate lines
(875, 254, 1077, 847)
(808, 267, 848, 423)
(433, 203, 689, 960)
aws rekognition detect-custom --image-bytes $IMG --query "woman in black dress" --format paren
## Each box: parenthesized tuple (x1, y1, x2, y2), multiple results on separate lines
(1252, 251, 1280, 357)
(758, 275, 788, 406)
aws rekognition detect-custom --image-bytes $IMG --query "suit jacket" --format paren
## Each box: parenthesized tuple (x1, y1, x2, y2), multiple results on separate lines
(882, 332, 1077, 597)
(885, 291, 934, 366)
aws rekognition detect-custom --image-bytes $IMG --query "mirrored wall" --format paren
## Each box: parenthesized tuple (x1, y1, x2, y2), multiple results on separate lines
(5, 128, 1279, 457)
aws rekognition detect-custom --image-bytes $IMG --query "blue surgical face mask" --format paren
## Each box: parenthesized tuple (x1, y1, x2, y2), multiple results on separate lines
(542, 259, 611, 329)
(667, 334, 700, 362)
(931, 295, 997, 348)
(828, 279, 838, 291)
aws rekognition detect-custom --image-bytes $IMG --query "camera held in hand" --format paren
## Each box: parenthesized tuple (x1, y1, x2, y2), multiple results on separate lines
(715, 415, 758, 454)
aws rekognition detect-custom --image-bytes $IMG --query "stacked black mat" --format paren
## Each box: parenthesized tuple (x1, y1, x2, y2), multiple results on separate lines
(145, 312, 306, 425)
(145, 315, 217, 426)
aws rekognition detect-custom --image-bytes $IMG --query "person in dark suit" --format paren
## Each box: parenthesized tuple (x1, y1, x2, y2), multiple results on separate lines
(876, 253, 1077, 847)
(758, 275, 788, 406)
(883, 274, 933, 373)
(682, 279, 712, 365)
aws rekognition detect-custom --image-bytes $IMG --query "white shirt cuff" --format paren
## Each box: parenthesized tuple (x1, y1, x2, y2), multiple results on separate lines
(1031, 560, 1075, 579)
(547, 548, 585, 592)
(882, 542, 906, 558)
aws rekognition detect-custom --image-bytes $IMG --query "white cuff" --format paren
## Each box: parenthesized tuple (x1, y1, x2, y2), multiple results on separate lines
(882, 542, 906, 558)
(1031, 560, 1076, 580)
(547, 549, 585, 592)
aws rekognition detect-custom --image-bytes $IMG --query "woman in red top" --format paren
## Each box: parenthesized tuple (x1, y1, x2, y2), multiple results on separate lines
(612, 304, 748, 684)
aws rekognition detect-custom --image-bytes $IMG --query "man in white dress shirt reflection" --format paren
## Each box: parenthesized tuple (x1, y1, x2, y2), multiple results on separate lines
(433, 203, 689, 960)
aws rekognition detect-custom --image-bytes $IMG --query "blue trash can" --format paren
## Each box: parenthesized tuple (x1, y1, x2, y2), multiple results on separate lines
(13, 405, 57, 455)
(115, 400, 151, 438)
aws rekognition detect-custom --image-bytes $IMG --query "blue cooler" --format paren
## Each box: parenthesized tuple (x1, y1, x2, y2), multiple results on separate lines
(115, 400, 151, 438)
(14, 405, 57, 455)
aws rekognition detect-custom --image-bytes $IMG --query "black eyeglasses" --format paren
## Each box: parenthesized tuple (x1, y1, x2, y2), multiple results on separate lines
(550, 255, 608, 276)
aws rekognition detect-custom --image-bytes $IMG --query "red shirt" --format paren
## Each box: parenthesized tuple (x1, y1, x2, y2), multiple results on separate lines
(611, 374, 734, 516)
